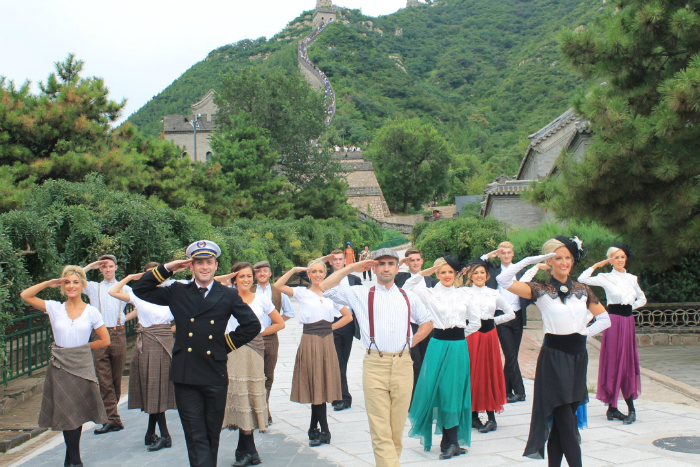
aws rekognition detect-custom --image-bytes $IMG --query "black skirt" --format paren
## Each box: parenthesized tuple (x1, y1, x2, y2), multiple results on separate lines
(523, 334, 589, 460)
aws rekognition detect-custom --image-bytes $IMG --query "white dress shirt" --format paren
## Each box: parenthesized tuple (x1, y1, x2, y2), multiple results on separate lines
(226, 294, 275, 333)
(45, 300, 104, 348)
(255, 283, 295, 330)
(293, 287, 342, 324)
(464, 285, 515, 324)
(402, 275, 480, 336)
(84, 280, 130, 327)
(324, 282, 431, 353)
(577, 268, 647, 309)
(527, 282, 598, 335)
(128, 292, 173, 328)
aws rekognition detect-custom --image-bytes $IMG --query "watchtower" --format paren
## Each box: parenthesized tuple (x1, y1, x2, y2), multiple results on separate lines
(313, 0, 337, 28)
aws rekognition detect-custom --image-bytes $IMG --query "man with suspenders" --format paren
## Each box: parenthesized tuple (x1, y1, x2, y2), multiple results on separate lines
(320, 248, 434, 467)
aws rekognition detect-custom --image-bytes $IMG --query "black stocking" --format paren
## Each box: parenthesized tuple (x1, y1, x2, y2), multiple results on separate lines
(147, 414, 158, 437)
(624, 397, 635, 413)
(310, 405, 319, 432)
(487, 411, 496, 422)
(443, 426, 459, 448)
(547, 403, 581, 467)
(63, 426, 82, 465)
(240, 431, 257, 455)
(155, 412, 170, 437)
(236, 432, 245, 453)
(312, 403, 329, 432)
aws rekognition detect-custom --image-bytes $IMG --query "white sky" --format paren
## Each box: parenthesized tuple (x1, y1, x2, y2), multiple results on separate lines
(1, 0, 407, 124)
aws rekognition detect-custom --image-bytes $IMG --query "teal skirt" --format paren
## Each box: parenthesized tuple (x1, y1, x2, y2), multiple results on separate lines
(408, 338, 472, 451)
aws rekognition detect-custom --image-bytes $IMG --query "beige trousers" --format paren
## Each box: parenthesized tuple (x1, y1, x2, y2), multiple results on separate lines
(363, 350, 413, 467)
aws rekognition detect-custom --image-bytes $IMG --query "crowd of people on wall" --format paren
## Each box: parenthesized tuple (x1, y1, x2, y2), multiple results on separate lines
(299, 19, 336, 124)
(21, 231, 646, 467)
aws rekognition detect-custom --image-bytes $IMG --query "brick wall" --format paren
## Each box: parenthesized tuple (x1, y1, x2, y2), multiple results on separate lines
(487, 195, 545, 228)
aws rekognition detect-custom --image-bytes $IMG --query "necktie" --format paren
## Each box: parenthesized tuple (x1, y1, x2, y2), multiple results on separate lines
(199, 287, 207, 297)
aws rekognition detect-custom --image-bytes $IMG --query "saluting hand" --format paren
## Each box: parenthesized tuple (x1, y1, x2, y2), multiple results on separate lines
(165, 259, 193, 273)
(83, 259, 108, 271)
(127, 272, 145, 281)
(592, 259, 612, 269)
(351, 260, 376, 272)
(46, 278, 69, 288)
(420, 264, 441, 277)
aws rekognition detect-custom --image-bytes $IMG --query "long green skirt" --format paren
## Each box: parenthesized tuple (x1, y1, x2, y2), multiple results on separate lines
(408, 338, 472, 451)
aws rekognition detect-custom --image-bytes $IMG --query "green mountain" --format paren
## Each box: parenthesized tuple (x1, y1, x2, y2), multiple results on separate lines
(128, 0, 603, 175)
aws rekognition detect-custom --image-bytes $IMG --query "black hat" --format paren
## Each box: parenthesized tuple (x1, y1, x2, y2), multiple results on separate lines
(611, 243, 633, 260)
(554, 235, 587, 263)
(468, 257, 490, 272)
(442, 254, 463, 273)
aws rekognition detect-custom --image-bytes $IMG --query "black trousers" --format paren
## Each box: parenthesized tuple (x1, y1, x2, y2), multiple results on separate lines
(174, 382, 227, 467)
(333, 316, 354, 404)
(496, 310, 525, 396)
(410, 322, 432, 391)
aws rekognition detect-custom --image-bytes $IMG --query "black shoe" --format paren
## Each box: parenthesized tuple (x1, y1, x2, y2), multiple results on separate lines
(309, 431, 331, 447)
(333, 401, 351, 411)
(145, 433, 159, 446)
(472, 416, 484, 429)
(94, 422, 123, 434)
(331, 400, 341, 408)
(440, 442, 466, 455)
(606, 408, 626, 421)
(147, 435, 172, 452)
(235, 449, 244, 462)
(439, 443, 462, 460)
(232, 452, 261, 467)
(308, 428, 320, 440)
(623, 410, 636, 425)
(478, 420, 497, 433)
(507, 393, 526, 403)
(64, 463, 84, 467)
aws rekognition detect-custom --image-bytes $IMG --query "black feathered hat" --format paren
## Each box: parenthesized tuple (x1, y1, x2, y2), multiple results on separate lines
(554, 235, 587, 264)
(442, 254, 464, 273)
(467, 257, 490, 272)
(610, 243, 633, 260)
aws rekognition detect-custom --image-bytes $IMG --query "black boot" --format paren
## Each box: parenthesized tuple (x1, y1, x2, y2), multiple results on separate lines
(309, 431, 331, 447)
(144, 433, 159, 446)
(623, 410, 636, 425)
(606, 407, 625, 421)
(147, 435, 172, 452)
(308, 427, 320, 440)
(232, 452, 261, 467)
(478, 420, 497, 433)
(439, 444, 463, 460)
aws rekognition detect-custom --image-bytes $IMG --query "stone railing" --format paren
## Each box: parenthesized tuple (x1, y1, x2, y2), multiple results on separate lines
(298, 21, 336, 126)
(358, 211, 413, 235)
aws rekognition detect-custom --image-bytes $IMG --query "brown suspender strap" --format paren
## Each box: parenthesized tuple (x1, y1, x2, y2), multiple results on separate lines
(367, 286, 411, 357)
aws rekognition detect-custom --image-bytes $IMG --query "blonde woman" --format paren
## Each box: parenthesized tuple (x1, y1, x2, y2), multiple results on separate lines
(20, 266, 110, 467)
(223, 262, 285, 467)
(274, 259, 352, 447)
(496, 236, 610, 467)
(405, 256, 480, 460)
(578, 244, 646, 424)
(109, 262, 176, 451)
(463, 258, 514, 434)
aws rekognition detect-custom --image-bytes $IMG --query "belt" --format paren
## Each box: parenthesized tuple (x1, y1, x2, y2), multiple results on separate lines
(478, 319, 495, 333)
(433, 327, 464, 341)
(543, 333, 586, 354)
(107, 325, 124, 330)
(607, 304, 633, 317)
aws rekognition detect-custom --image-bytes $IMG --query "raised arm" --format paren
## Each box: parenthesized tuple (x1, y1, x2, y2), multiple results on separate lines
(132, 260, 190, 305)
(496, 253, 556, 300)
(82, 259, 108, 274)
(214, 271, 239, 286)
(577, 259, 611, 286)
(273, 267, 309, 297)
(320, 260, 376, 292)
(19, 279, 66, 312)
(109, 273, 143, 302)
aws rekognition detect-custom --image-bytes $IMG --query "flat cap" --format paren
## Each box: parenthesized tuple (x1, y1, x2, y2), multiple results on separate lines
(253, 260, 271, 269)
(372, 248, 399, 260)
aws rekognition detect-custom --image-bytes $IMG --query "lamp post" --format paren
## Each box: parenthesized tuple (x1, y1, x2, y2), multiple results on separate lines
(186, 113, 201, 161)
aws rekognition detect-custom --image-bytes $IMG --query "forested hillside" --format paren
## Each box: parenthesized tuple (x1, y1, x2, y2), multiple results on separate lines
(128, 0, 603, 175)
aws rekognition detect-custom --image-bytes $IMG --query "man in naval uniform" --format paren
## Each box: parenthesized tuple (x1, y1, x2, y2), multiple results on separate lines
(133, 240, 260, 467)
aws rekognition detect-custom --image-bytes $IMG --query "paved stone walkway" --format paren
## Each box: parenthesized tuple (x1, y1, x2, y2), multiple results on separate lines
(7, 273, 700, 466)
(638, 346, 700, 390)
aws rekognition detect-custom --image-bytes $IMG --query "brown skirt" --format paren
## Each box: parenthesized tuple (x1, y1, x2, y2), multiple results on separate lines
(39, 347, 107, 431)
(222, 338, 268, 432)
(128, 324, 176, 414)
(290, 332, 342, 404)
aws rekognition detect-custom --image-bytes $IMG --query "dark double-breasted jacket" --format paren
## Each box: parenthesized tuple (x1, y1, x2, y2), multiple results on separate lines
(132, 265, 261, 386)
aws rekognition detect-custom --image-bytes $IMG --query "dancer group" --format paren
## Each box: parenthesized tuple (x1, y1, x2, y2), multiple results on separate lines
(20, 233, 648, 467)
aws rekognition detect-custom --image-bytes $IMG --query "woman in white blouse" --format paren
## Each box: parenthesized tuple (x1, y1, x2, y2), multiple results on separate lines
(222, 262, 285, 467)
(404, 256, 480, 460)
(497, 236, 610, 467)
(578, 244, 646, 425)
(109, 262, 176, 452)
(463, 259, 514, 434)
(275, 259, 352, 448)
(20, 265, 110, 467)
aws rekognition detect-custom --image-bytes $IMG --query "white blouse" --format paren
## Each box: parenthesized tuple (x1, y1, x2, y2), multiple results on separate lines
(464, 285, 515, 325)
(45, 300, 104, 348)
(578, 268, 647, 309)
(527, 282, 598, 335)
(225, 294, 276, 333)
(404, 275, 480, 336)
(293, 287, 342, 324)
(128, 292, 173, 328)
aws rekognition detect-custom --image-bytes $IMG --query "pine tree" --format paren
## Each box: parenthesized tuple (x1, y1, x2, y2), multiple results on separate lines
(533, 0, 700, 266)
